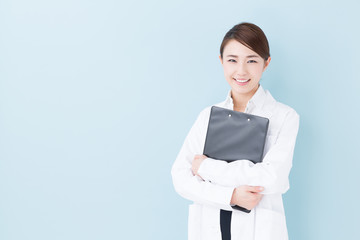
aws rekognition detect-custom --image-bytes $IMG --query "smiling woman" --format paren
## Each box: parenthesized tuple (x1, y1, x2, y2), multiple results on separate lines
(220, 39, 271, 112)
(171, 22, 300, 240)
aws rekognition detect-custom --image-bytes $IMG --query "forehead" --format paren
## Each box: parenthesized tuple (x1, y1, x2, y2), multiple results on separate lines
(223, 39, 259, 57)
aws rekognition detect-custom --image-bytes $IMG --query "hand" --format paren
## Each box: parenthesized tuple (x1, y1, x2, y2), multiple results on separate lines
(191, 154, 207, 178)
(230, 185, 264, 210)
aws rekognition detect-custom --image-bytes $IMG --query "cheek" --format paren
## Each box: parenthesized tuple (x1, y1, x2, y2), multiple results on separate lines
(249, 66, 264, 78)
(223, 65, 235, 75)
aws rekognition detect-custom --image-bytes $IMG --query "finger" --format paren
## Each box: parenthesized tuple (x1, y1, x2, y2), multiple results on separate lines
(247, 186, 264, 193)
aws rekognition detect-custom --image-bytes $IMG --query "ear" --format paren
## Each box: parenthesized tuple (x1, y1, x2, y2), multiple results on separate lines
(263, 57, 271, 72)
(219, 55, 223, 65)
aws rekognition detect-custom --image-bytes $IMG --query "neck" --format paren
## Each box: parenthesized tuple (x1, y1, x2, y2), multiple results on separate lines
(231, 85, 259, 110)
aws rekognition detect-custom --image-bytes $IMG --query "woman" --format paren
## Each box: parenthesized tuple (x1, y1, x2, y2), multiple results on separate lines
(171, 22, 299, 240)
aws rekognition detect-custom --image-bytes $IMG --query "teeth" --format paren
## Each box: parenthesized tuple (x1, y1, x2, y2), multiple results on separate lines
(235, 78, 249, 83)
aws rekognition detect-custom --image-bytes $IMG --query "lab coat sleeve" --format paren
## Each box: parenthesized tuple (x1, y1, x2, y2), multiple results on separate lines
(197, 108, 300, 195)
(171, 109, 235, 211)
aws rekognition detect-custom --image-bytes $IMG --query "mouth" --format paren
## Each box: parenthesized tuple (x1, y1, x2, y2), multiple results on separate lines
(233, 78, 250, 86)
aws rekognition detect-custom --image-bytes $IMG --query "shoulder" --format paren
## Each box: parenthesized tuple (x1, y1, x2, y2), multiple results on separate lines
(195, 105, 212, 124)
(274, 101, 299, 120)
(263, 92, 300, 134)
(265, 90, 299, 120)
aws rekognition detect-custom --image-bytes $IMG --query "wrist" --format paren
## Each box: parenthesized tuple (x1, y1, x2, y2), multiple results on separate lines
(230, 188, 237, 205)
(196, 158, 205, 174)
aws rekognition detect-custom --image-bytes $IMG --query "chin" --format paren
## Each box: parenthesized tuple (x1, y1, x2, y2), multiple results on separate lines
(231, 84, 259, 95)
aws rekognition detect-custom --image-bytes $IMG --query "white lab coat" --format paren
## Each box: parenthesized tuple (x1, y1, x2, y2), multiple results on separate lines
(171, 85, 300, 240)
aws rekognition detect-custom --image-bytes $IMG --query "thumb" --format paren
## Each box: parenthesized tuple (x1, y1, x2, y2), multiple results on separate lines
(247, 186, 264, 193)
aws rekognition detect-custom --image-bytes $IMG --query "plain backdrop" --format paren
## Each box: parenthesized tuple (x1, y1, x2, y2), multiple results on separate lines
(1, 0, 359, 239)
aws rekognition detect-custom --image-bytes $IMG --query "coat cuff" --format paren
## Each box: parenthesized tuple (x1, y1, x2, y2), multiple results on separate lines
(197, 158, 221, 182)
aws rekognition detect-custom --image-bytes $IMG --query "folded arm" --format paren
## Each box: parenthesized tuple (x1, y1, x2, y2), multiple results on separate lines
(171, 109, 235, 210)
(197, 109, 300, 195)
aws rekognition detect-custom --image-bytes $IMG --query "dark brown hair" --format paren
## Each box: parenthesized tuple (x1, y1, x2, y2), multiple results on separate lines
(220, 22, 270, 61)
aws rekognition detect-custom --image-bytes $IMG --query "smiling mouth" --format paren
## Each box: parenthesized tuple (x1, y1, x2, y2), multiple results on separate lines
(233, 78, 250, 84)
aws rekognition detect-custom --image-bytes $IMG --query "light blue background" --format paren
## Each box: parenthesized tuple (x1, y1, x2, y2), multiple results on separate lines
(1, 0, 359, 239)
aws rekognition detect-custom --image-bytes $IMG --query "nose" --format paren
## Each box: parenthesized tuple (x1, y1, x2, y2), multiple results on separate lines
(235, 62, 248, 76)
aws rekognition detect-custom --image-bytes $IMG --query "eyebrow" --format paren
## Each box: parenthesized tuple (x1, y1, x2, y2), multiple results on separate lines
(226, 54, 260, 58)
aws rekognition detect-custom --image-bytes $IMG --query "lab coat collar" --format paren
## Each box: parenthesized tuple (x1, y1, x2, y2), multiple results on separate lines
(225, 84, 267, 110)
(223, 84, 276, 120)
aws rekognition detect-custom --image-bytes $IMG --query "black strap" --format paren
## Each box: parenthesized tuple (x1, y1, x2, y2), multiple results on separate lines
(220, 209, 232, 240)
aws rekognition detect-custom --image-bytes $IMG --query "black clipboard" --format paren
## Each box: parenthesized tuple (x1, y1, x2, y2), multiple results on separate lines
(203, 106, 269, 213)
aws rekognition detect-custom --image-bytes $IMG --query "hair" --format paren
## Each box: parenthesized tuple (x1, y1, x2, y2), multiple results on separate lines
(220, 22, 270, 61)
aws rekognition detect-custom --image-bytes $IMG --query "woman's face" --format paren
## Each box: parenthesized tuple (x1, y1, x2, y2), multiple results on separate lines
(219, 39, 271, 98)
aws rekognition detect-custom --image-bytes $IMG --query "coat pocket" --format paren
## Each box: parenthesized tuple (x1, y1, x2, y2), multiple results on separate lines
(188, 203, 202, 240)
(254, 208, 288, 240)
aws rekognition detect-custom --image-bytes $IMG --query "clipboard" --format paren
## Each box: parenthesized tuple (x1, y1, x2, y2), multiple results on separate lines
(203, 106, 269, 163)
(203, 106, 269, 213)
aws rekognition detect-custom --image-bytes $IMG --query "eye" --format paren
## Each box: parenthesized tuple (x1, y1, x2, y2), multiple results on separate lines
(228, 59, 237, 63)
(247, 60, 257, 63)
